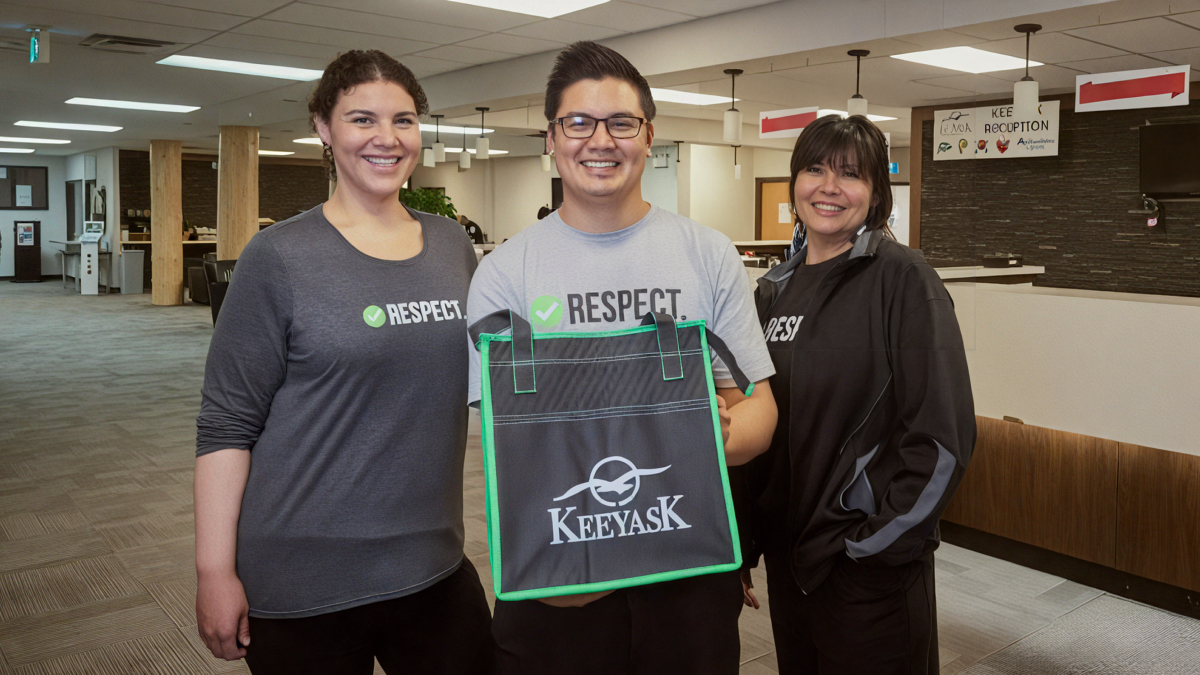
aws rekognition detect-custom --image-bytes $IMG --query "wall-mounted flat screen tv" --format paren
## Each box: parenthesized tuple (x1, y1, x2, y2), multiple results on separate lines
(1141, 123, 1200, 199)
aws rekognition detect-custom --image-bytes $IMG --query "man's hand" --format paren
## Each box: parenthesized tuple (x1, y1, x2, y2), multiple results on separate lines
(717, 395, 732, 446)
(740, 569, 760, 609)
(197, 571, 251, 660)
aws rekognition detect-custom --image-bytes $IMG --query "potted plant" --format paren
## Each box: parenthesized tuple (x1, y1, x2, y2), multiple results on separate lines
(399, 188, 457, 220)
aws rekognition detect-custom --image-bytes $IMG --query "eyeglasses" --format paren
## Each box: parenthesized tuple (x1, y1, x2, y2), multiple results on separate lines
(553, 116, 647, 139)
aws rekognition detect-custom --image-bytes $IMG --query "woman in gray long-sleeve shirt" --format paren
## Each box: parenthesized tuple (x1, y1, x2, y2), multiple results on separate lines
(194, 50, 493, 674)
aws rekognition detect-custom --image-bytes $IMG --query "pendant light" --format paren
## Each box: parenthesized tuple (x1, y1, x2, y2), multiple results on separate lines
(733, 145, 741, 180)
(847, 49, 870, 118)
(674, 140, 683, 163)
(423, 147, 435, 167)
(540, 130, 551, 172)
(1013, 24, 1042, 117)
(459, 126, 471, 170)
(722, 69, 743, 144)
(431, 114, 445, 162)
(475, 107, 490, 160)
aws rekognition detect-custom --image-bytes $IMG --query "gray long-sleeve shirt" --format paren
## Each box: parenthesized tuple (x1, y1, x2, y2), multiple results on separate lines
(196, 205, 477, 618)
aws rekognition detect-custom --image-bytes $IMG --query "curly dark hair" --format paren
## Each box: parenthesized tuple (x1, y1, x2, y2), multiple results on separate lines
(544, 41, 656, 127)
(308, 50, 429, 181)
(788, 114, 894, 238)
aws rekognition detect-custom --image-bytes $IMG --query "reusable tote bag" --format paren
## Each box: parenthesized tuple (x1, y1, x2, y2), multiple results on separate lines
(470, 310, 754, 601)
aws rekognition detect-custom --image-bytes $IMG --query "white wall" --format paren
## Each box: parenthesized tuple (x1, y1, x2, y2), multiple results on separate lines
(1, 155, 67, 277)
(754, 147, 792, 179)
(492, 156, 552, 242)
(642, 144, 678, 215)
(688, 144, 756, 241)
(410, 155, 552, 243)
(945, 283, 1200, 457)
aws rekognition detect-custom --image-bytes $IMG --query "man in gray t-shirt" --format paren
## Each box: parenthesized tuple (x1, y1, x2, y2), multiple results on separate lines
(466, 41, 777, 675)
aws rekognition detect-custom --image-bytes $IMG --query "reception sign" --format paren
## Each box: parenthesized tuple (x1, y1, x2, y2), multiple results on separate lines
(760, 107, 818, 139)
(1075, 65, 1190, 113)
(933, 101, 1059, 161)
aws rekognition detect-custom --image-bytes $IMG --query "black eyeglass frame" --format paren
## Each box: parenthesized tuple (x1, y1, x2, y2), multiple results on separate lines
(551, 115, 649, 139)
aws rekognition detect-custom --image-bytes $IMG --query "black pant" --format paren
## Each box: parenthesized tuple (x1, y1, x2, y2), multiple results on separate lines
(244, 559, 494, 675)
(764, 552, 938, 675)
(493, 570, 744, 675)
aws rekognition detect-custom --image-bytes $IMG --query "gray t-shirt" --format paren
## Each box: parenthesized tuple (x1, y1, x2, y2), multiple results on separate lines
(467, 205, 774, 403)
(196, 205, 476, 618)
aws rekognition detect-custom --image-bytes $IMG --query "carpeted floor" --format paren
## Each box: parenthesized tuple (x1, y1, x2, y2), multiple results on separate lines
(1, 281, 1197, 674)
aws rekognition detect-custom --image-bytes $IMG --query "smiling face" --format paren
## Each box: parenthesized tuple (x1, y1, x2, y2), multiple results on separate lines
(314, 80, 420, 201)
(547, 77, 653, 206)
(792, 152, 877, 244)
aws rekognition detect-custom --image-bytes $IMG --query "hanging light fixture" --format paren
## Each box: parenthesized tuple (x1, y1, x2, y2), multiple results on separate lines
(723, 69, 743, 144)
(675, 140, 683, 163)
(540, 131, 551, 172)
(423, 146, 435, 167)
(459, 127, 471, 170)
(431, 114, 445, 162)
(733, 145, 741, 179)
(1013, 24, 1042, 117)
(847, 49, 870, 118)
(475, 107, 490, 160)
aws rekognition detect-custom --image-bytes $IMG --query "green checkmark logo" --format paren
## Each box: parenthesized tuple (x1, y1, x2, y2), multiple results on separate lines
(530, 295, 563, 328)
(363, 305, 386, 328)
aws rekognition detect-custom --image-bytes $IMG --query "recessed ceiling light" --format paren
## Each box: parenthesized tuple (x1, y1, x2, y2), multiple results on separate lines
(0, 136, 70, 144)
(445, 0, 608, 19)
(157, 54, 323, 81)
(890, 47, 1040, 74)
(818, 109, 897, 122)
(15, 121, 122, 132)
(66, 97, 200, 113)
(0, 148, 36, 153)
(258, 150, 295, 156)
(651, 88, 737, 106)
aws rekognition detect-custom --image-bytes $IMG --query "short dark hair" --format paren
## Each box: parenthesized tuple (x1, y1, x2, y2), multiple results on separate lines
(544, 41, 656, 125)
(788, 114, 894, 237)
(309, 50, 428, 180)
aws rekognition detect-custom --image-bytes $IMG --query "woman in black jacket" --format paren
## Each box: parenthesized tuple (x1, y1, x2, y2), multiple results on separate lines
(730, 114, 976, 674)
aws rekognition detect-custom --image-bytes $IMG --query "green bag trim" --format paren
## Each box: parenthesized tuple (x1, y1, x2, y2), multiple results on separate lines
(479, 320, 742, 600)
(655, 316, 685, 382)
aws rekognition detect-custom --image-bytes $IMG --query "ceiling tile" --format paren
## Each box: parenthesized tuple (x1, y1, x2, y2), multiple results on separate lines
(944, 7, 1105, 40)
(893, 30, 989, 50)
(621, 0, 773, 17)
(0, 1, 219, 43)
(136, 0, 292, 18)
(1097, 0, 1173, 25)
(455, 33, 565, 55)
(559, 1, 694, 32)
(204, 33, 343, 62)
(4, 0, 245, 32)
(1058, 54, 1177, 74)
(980, 32, 1129, 64)
(262, 3, 486, 45)
(502, 19, 627, 43)
(1168, 10, 1200, 29)
(413, 44, 514, 66)
(911, 74, 1015, 96)
(1066, 17, 1200, 53)
(300, 0, 537, 33)
(1142, 46, 1200, 72)
(400, 54, 472, 78)
(979, 64, 1088, 89)
(232, 20, 438, 55)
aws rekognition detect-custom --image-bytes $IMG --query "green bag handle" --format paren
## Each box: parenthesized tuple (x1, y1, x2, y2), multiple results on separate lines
(469, 310, 536, 394)
(639, 312, 753, 396)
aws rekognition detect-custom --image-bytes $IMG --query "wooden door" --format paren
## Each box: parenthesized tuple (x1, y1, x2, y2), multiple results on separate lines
(756, 178, 794, 241)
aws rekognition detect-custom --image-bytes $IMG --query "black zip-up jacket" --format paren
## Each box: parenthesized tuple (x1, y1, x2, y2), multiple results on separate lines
(734, 230, 976, 593)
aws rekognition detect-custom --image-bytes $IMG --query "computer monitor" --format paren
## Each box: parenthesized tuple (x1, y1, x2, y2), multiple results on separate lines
(83, 221, 104, 235)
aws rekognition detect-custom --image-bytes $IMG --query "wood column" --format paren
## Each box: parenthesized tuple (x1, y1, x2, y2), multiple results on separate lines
(150, 140, 183, 306)
(217, 126, 259, 260)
